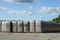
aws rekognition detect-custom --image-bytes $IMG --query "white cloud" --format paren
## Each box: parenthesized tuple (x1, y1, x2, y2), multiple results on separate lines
(8, 10, 18, 14)
(0, 6, 7, 11)
(0, 6, 32, 15)
(34, 0, 40, 3)
(8, 10, 32, 15)
(8, 8, 14, 11)
(51, 13, 58, 16)
(18, 11, 32, 15)
(29, 6, 32, 10)
(56, 5, 60, 12)
(38, 5, 60, 13)
(22, 11, 26, 14)
(38, 5, 60, 16)
(26, 11, 32, 15)
(38, 7, 48, 13)
(38, 7, 56, 13)
(3, 0, 14, 3)
(47, 7, 56, 13)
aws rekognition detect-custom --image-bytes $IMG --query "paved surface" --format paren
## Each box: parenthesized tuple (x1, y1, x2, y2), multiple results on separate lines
(0, 33, 60, 40)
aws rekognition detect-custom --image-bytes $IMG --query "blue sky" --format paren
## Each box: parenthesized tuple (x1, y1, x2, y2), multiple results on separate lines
(0, 0, 60, 21)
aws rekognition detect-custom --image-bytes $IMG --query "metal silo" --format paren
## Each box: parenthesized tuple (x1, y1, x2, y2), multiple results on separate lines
(12, 20, 17, 32)
(2, 20, 10, 32)
(24, 21, 29, 33)
(36, 20, 41, 33)
(17, 21, 23, 33)
(0, 20, 2, 32)
(41, 21, 46, 32)
(30, 20, 36, 33)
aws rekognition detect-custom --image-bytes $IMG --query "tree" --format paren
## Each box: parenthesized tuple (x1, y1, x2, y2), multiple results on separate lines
(52, 15, 60, 23)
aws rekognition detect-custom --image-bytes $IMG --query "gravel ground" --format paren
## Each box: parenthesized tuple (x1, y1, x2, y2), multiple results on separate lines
(0, 33, 60, 40)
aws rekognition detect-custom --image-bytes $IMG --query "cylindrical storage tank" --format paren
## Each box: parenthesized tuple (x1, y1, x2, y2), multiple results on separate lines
(41, 21, 47, 32)
(2, 20, 10, 32)
(0, 21, 2, 32)
(12, 21, 17, 32)
(36, 20, 41, 33)
(24, 21, 29, 33)
(17, 21, 23, 33)
(30, 21, 36, 33)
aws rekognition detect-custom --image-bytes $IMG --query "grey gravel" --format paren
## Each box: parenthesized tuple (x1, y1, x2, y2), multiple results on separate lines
(0, 33, 60, 40)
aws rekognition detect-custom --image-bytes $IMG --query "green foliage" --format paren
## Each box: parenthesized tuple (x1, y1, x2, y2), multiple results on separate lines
(52, 15, 60, 23)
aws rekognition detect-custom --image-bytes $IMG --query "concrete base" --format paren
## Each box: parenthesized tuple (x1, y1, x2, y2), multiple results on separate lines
(0, 33, 60, 40)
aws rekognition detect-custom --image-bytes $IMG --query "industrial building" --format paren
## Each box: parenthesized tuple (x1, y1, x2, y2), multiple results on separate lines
(0, 20, 60, 33)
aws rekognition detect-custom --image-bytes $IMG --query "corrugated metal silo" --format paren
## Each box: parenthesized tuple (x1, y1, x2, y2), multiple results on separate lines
(17, 21, 23, 33)
(41, 21, 47, 32)
(30, 20, 36, 33)
(24, 21, 29, 32)
(2, 20, 10, 32)
(36, 20, 41, 33)
(12, 20, 17, 32)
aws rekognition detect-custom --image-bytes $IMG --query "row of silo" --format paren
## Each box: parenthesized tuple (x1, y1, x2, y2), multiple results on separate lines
(1, 20, 17, 32)
(30, 20, 42, 33)
(0, 20, 60, 33)
(0, 20, 43, 33)
(2, 20, 17, 33)
(41, 21, 60, 33)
